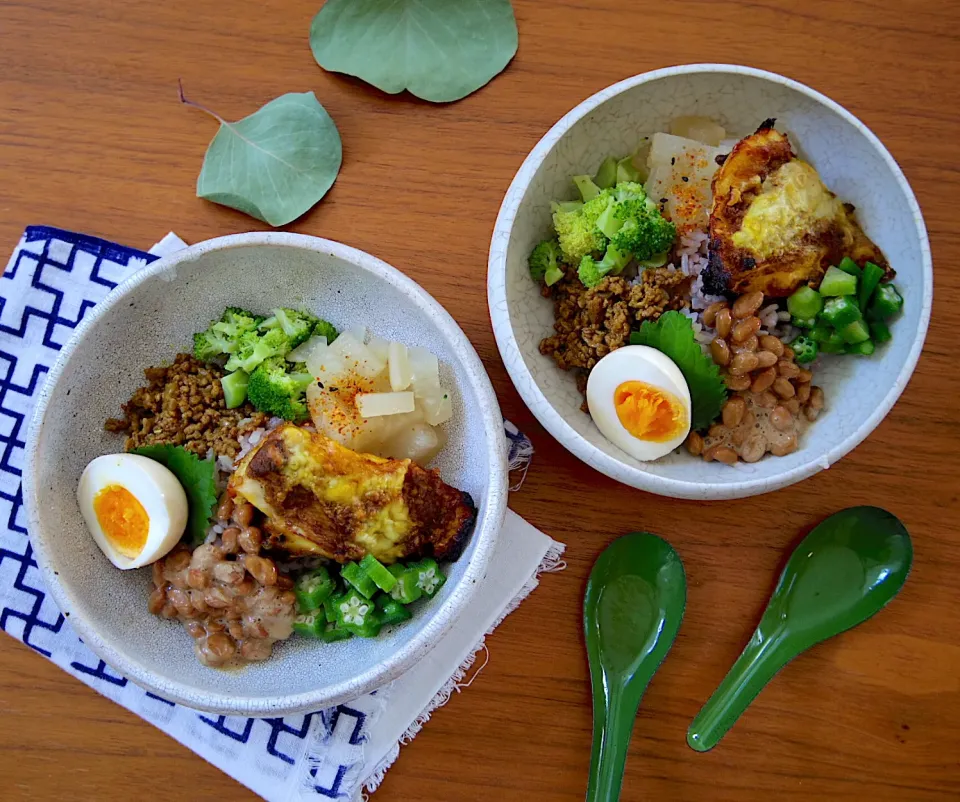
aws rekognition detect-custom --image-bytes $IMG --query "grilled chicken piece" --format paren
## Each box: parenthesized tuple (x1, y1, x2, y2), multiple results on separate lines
(230, 424, 476, 564)
(702, 120, 892, 297)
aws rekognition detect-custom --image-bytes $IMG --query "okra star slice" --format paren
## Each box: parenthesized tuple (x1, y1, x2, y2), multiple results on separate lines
(376, 595, 413, 626)
(319, 623, 354, 643)
(294, 566, 335, 612)
(335, 589, 383, 638)
(413, 558, 446, 598)
(388, 563, 423, 604)
(292, 612, 327, 638)
(323, 592, 346, 623)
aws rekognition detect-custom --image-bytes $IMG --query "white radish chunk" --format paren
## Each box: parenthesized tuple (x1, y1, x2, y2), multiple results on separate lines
(388, 342, 413, 391)
(367, 335, 390, 363)
(378, 422, 442, 464)
(421, 390, 453, 426)
(307, 382, 385, 450)
(287, 335, 327, 364)
(669, 116, 726, 147)
(356, 391, 415, 418)
(408, 346, 440, 396)
(330, 333, 384, 379)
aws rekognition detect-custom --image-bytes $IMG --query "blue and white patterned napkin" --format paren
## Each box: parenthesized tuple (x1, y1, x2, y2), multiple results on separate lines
(0, 227, 564, 801)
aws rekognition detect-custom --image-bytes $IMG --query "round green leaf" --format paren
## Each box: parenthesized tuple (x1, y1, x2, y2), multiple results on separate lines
(310, 0, 519, 104)
(191, 91, 342, 227)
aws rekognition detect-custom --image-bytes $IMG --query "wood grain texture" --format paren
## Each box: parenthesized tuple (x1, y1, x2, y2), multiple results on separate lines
(1, 0, 959, 799)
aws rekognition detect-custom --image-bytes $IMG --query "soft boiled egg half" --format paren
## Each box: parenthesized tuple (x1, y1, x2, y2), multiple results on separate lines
(77, 454, 188, 569)
(586, 346, 691, 462)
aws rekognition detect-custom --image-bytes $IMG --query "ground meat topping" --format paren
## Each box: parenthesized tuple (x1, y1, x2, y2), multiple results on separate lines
(104, 353, 268, 458)
(538, 266, 692, 372)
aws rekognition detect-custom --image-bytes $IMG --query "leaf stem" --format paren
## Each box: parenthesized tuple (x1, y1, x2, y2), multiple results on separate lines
(178, 79, 228, 126)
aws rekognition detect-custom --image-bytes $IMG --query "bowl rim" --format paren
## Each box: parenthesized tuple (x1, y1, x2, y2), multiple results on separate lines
(487, 63, 933, 500)
(23, 231, 508, 715)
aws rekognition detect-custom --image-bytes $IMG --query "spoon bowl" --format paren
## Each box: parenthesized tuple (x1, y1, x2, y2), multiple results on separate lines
(584, 533, 686, 801)
(687, 506, 912, 752)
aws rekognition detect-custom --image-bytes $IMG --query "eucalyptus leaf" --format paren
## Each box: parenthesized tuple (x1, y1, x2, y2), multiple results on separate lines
(310, 0, 518, 104)
(182, 86, 342, 227)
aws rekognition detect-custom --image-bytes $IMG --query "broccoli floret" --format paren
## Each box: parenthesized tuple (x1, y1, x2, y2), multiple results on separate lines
(211, 307, 262, 339)
(313, 319, 339, 344)
(612, 181, 647, 202)
(596, 182, 677, 264)
(578, 246, 632, 289)
(528, 239, 565, 286)
(611, 214, 676, 263)
(193, 329, 233, 362)
(258, 308, 320, 350)
(193, 306, 262, 362)
(552, 190, 612, 263)
(247, 357, 314, 422)
(224, 327, 292, 373)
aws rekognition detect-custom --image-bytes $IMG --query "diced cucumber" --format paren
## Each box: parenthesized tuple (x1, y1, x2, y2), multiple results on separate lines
(837, 257, 862, 278)
(573, 175, 601, 202)
(787, 286, 824, 321)
(220, 370, 249, 409)
(594, 156, 618, 189)
(819, 265, 858, 297)
(616, 156, 641, 184)
(839, 319, 871, 345)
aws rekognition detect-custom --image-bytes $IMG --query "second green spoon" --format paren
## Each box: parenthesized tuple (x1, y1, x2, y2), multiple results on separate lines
(687, 505, 912, 752)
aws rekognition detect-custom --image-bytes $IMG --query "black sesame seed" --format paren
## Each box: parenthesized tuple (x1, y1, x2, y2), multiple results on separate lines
(670, 157, 675, 165)
(681, 176, 689, 182)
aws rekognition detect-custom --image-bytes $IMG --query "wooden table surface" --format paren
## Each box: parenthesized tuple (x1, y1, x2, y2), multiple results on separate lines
(2, 1, 959, 799)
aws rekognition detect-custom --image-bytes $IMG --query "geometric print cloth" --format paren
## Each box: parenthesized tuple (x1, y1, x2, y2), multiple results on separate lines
(0, 226, 541, 800)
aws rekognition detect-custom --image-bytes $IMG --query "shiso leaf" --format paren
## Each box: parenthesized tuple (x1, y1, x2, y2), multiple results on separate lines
(181, 83, 342, 227)
(630, 311, 728, 430)
(309, 0, 519, 104)
(131, 445, 219, 546)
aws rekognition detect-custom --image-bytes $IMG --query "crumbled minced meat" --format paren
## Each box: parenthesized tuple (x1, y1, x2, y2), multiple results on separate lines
(105, 353, 268, 458)
(539, 267, 691, 372)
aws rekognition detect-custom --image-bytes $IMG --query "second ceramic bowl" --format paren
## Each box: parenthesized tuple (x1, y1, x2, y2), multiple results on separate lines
(488, 64, 932, 500)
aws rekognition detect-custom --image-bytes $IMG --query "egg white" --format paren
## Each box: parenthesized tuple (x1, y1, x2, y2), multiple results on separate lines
(77, 454, 189, 569)
(586, 346, 692, 462)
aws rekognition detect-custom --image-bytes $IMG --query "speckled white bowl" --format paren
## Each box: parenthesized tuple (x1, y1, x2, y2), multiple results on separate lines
(24, 232, 507, 715)
(489, 64, 932, 499)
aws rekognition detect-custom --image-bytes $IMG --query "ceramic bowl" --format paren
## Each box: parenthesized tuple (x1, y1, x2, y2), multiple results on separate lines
(488, 64, 932, 499)
(24, 232, 507, 715)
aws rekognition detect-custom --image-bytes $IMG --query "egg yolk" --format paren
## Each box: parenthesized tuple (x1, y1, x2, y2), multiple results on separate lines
(614, 381, 687, 442)
(93, 485, 149, 559)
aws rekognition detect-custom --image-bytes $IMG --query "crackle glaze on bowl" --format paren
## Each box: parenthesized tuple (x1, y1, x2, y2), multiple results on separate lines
(488, 64, 932, 499)
(24, 232, 507, 716)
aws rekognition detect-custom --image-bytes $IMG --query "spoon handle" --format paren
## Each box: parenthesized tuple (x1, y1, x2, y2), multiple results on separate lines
(586, 684, 638, 802)
(687, 634, 791, 752)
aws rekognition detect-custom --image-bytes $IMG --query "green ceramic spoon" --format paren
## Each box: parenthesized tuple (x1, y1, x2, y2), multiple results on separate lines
(584, 533, 687, 802)
(688, 506, 912, 753)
